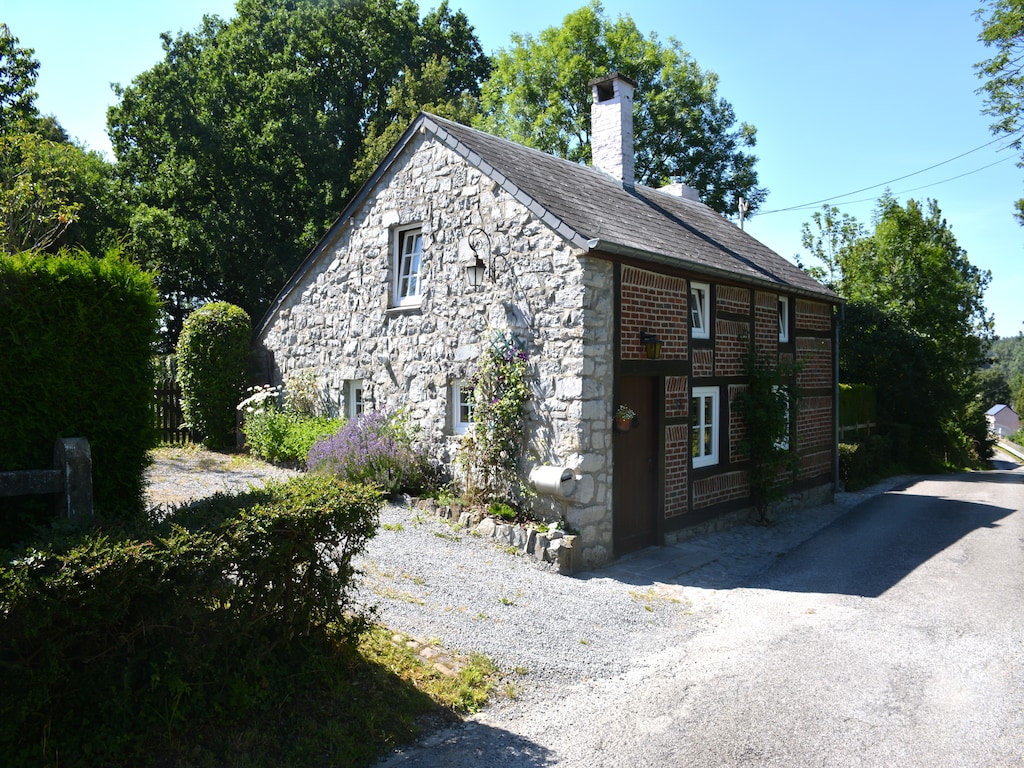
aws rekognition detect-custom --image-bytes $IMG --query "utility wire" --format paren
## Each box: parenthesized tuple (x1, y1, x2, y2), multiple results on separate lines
(771, 155, 1016, 213)
(759, 135, 1015, 216)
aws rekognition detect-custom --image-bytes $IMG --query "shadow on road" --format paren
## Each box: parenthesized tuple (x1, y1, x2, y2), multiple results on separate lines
(377, 720, 557, 767)
(584, 470, 1021, 598)
(750, 471, 1019, 597)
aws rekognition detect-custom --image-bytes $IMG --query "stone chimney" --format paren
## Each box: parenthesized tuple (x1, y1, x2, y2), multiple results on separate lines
(590, 72, 636, 187)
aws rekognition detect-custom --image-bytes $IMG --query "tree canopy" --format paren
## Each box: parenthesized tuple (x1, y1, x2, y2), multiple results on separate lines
(0, 24, 125, 256)
(817, 194, 994, 467)
(475, 1, 765, 217)
(975, 0, 1024, 223)
(108, 0, 489, 347)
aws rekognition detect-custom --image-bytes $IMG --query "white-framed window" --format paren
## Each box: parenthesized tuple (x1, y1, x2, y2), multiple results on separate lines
(692, 386, 720, 468)
(393, 227, 423, 306)
(690, 281, 710, 340)
(778, 295, 790, 343)
(345, 379, 364, 420)
(453, 380, 475, 435)
(774, 384, 791, 450)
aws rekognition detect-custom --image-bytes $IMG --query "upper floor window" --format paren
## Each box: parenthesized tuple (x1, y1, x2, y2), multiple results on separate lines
(778, 295, 790, 343)
(453, 380, 475, 435)
(394, 227, 423, 306)
(692, 386, 719, 468)
(690, 281, 710, 340)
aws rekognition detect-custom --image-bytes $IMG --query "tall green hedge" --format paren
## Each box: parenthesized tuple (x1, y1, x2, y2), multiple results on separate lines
(176, 302, 251, 449)
(0, 250, 160, 538)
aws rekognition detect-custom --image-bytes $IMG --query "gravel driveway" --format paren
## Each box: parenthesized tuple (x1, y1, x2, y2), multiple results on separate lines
(361, 475, 918, 766)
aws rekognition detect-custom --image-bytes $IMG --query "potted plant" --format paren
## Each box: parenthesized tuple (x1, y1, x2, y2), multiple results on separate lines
(615, 404, 636, 432)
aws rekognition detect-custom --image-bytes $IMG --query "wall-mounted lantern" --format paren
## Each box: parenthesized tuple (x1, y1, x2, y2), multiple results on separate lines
(463, 227, 492, 287)
(639, 328, 662, 360)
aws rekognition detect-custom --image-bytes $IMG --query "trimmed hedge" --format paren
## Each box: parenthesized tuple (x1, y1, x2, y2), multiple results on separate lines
(0, 250, 160, 540)
(176, 302, 251, 449)
(0, 474, 382, 766)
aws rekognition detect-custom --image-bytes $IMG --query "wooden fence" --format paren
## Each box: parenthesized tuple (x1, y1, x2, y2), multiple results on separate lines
(153, 378, 195, 445)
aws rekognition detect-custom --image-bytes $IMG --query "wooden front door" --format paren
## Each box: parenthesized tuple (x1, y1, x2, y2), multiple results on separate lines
(613, 376, 659, 556)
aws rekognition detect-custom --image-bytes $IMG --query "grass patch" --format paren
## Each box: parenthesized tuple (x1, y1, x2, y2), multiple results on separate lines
(98, 625, 494, 768)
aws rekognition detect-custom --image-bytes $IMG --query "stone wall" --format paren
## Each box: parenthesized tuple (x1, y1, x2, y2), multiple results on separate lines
(257, 131, 616, 568)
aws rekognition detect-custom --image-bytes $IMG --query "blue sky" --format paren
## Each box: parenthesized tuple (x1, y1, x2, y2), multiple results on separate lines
(8, 0, 1023, 337)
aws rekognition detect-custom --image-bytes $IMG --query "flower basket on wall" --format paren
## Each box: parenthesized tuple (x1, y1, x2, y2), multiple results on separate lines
(615, 404, 636, 432)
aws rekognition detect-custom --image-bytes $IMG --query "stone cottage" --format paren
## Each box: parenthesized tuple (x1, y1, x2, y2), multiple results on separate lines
(255, 72, 841, 569)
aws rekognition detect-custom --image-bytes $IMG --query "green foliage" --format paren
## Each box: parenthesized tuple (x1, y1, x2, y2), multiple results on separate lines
(176, 302, 251, 449)
(839, 195, 993, 469)
(733, 350, 800, 521)
(975, 0, 1024, 224)
(109, 0, 490, 349)
(838, 383, 877, 439)
(838, 437, 897, 491)
(0, 474, 382, 766)
(240, 384, 342, 466)
(476, 0, 764, 216)
(458, 333, 531, 503)
(985, 333, 1024, 412)
(0, 249, 160, 541)
(0, 22, 41, 132)
(798, 204, 864, 292)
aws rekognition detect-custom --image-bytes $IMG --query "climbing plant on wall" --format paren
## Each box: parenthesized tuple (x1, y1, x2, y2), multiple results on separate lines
(459, 332, 531, 504)
(734, 349, 802, 524)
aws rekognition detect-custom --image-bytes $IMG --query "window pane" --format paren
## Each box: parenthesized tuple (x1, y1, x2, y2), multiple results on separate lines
(397, 230, 422, 300)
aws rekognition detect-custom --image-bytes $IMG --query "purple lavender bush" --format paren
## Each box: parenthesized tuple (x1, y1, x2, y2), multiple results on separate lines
(307, 409, 437, 494)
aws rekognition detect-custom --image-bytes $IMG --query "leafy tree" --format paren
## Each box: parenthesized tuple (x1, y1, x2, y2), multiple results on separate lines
(840, 194, 993, 467)
(798, 204, 864, 292)
(0, 23, 39, 133)
(0, 133, 81, 253)
(0, 25, 127, 256)
(109, 0, 489, 349)
(975, 0, 1024, 223)
(977, 365, 1013, 408)
(475, 1, 765, 216)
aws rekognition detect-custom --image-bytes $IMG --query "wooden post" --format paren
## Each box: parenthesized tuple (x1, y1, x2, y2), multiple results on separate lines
(53, 438, 93, 523)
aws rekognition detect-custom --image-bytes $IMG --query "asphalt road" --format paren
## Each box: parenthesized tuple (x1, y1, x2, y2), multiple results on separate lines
(379, 467, 1024, 767)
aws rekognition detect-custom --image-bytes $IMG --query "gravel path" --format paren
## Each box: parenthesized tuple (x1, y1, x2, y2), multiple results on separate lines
(357, 475, 917, 734)
(146, 447, 1021, 766)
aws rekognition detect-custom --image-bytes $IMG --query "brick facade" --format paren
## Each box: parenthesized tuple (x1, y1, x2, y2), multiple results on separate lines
(693, 470, 750, 510)
(664, 423, 689, 518)
(619, 266, 688, 360)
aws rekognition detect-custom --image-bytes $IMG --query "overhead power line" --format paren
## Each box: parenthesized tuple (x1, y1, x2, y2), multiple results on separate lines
(759, 135, 1016, 216)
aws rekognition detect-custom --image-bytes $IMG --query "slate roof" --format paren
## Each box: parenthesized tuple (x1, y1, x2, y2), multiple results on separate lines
(260, 111, 836, 334)
(421, 113, 836, 301)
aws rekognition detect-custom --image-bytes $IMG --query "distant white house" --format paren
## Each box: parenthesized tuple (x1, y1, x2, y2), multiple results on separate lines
(986, 404, 1020, 438)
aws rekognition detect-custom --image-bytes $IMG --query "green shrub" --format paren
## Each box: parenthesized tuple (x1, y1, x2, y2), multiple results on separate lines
(176, 302, 251, 449)
(0, 474, 382, 766)
(239, 383, 342, 466)
(0, 249, 160, 541)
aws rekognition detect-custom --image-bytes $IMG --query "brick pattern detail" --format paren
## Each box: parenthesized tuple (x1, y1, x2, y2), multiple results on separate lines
(716, 285, 750, 315)
(797, 395, 833, 451)
(714, 319, 749, 377)
(800, 449, 832, 481)
(693, 470, 749, 510)
(729, 383, 749, 461)
(665, 375, 688, 420)
(796, 337, 832, 390)
(620, 266, 687, 360)
(754, 290, 778, 359)
(664, 423, 689, 518)
(692, 348, 714, 379)
(796, 299, 832, 331)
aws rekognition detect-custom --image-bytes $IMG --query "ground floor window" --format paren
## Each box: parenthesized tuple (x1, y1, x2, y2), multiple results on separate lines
(453, 380, 474, 434)
(345, 379, 364, 420)
(692, 386, 719, 468)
